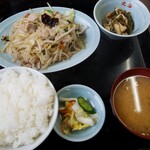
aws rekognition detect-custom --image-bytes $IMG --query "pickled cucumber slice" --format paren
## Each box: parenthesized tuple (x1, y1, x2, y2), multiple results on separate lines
(77, 96, 96, 114)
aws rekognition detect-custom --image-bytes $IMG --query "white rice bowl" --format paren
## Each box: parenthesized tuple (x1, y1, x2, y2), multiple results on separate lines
(0, 66, 58, 150)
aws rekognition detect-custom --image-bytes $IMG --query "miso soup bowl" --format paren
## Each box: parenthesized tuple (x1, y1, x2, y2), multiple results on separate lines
(110, 67, 150, 139)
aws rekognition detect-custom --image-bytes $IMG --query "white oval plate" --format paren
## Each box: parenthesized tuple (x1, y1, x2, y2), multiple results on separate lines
(0, 7, 100, 73)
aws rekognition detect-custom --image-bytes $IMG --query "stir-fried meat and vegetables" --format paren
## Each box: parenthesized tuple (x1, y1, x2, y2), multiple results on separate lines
(1, 6, 86, 70)
(102, 7, 134, 35)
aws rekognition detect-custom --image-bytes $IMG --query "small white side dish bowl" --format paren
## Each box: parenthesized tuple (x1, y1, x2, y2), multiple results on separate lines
(54, 84, 105, 142)
(0, 66, 58, 150)
(93, 0, 150, 40)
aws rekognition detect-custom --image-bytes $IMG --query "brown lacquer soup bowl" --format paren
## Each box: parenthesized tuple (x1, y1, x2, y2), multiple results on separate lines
(111, 67, 150, 139)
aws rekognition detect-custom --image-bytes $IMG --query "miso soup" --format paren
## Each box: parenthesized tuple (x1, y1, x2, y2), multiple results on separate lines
(113, 75, 150, 135)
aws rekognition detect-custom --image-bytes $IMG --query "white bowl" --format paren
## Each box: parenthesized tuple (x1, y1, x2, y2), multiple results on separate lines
(0, 66, 58, 150)
(93, 0, 150, 40)
(54, 84, 105, 142)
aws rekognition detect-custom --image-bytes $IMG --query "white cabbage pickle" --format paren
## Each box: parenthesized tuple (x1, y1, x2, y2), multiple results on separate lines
(59, 97, 98, 134)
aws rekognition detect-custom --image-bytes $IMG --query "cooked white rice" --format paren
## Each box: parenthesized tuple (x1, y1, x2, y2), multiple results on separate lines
(0, 68, 55, 148)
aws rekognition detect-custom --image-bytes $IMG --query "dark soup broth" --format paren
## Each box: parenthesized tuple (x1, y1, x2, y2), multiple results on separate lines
(113, 75, 150, 135)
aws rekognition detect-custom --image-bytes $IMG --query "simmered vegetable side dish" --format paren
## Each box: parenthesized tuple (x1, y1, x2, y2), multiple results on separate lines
(59, 97, 98, 134)
(102, 7, 134, 35)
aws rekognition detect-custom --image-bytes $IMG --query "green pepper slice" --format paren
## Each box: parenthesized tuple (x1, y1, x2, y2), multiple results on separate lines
(77, 96, 96, 114)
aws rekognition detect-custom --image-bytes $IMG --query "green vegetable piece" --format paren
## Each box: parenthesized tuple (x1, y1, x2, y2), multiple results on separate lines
(45, 10, 53, 14)
(64, 8, 75, 22)
(77, 96, 96, 114)
(47, 2, 54, 12)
